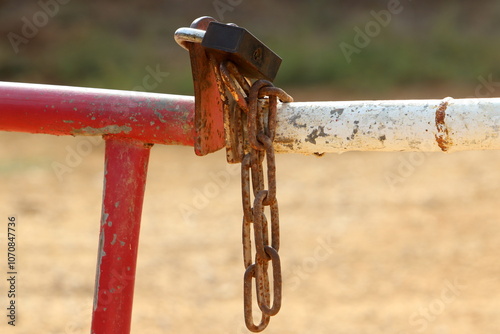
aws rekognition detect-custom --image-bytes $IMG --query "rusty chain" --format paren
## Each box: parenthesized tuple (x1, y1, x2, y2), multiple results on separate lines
(217, 60, 293, 332)
(176, 18, 293, 332)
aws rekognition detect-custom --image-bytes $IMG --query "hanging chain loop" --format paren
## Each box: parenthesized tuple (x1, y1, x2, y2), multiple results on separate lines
(218, 60, 293, 332)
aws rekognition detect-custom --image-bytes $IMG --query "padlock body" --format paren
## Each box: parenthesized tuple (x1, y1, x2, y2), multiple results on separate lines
(201, 22, 282, 81)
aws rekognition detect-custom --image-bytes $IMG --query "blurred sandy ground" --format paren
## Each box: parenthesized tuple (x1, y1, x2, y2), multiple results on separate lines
(2, 0, 500, 333)
(1, 88, 500, 334)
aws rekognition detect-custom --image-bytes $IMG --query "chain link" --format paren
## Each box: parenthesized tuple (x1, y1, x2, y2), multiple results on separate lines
(218, 60, 293, 332)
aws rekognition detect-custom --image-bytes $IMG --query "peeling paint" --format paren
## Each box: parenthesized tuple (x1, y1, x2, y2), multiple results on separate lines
(73, 125, 132, 136)
(154, 111, 167, 123)
(330, 108, 344, 117)
(350, 121, 360, 140)
(305, 126, 327, 144)
(101, 213, 109, 227)
(271, 97, 500, 154)
(111, 233, 117, 245)
(289, 114, 306, 128)
(93, 231, 106, 312)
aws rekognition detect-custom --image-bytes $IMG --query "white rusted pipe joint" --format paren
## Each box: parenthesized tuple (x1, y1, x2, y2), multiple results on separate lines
(274, 97, 500, 154)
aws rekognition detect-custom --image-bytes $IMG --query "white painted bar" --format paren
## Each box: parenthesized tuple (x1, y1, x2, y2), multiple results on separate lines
(274, 97, 500, 154)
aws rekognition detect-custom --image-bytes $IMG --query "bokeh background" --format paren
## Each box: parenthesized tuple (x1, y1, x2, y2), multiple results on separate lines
(1, 1, 500, 333)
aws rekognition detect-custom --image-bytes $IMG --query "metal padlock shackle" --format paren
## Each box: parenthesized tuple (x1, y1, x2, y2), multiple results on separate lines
(175, 23, 240, 50)
(173, 16, 285, 157)
(174, 27, 205, 50)
(174, 17, 292, 333)
(176, 20, 282, 82)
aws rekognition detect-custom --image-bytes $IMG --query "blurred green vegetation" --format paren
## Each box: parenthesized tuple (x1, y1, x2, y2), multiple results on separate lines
(1, 0, 500, 98)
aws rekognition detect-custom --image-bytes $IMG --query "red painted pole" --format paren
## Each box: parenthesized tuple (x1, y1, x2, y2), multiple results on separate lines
(91, 136, 152, 334)
(0, 81, 195, 146)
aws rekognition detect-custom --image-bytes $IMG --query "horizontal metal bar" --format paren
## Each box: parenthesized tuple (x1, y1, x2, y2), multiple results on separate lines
(274, 97, 500, 154)
(0, 81, 195, 146)
(2, 82, 500, 154)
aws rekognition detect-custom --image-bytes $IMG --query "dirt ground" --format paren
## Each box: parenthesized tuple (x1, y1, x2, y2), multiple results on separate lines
(1, 89, 500, 334)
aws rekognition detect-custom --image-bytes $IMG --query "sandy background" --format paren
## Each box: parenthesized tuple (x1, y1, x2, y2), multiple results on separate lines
(1, 88, 500, 334)
(2, 1, 500, 333)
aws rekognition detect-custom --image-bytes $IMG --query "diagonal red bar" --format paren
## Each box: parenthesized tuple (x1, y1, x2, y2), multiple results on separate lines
(91, 136, 152, 334)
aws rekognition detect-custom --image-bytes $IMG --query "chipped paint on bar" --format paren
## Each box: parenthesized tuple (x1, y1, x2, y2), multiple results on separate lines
(275, 97, 500, 154)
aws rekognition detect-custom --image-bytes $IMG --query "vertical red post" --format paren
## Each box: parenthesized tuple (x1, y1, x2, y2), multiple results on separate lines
(91, 136, 152, 334)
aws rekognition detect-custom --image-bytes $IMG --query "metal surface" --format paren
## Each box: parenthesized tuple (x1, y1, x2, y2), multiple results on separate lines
(0, 81, 195, 146)
(91, 137, 152, 334)
(174, 27, 205, 50)
(219, 61, 249, 163)
(274, 97, 500, 154)
(180, 16, 226, 156)
(2, 16, 500, 334)
(3, 82, 500, 154)
(216, 58, 291, 332)
(202, 22, 282, 81)
(238, 79, 291, 332)
(176, 16, 285, 157)
(3, 80, 500, 333)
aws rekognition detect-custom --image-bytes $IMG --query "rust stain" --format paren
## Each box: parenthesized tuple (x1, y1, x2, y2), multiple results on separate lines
(434, 97, 453, 152)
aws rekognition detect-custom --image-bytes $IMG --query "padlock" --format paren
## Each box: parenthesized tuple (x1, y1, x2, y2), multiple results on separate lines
(201, 22, 282, 82)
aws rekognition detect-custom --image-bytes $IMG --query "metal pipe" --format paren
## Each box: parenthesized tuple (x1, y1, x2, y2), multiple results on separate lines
(0, 81, 195, 146)
(3, 82, 500, 154)
(274, 97, 500, 154)
(91, 137, 152, 334)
